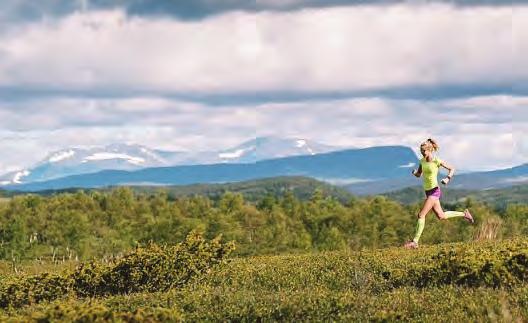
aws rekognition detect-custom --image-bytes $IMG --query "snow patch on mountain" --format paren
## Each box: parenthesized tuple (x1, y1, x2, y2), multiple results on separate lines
(398, 162, 416, 168)
(49, 150, 76, 163)
(295, 139, 306, 148)
(13, 170, 30, 184)
(295, 139, 315, 155)
(140, 147, 167, 163)
(219, 149, 246, 159)
(219, 146, 255, 159)
(83, 153, 146, 165)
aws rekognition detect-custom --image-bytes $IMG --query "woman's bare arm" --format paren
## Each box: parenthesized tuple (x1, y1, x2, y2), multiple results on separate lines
(440, 160, 455, 184)
(412, 164, 422, 177)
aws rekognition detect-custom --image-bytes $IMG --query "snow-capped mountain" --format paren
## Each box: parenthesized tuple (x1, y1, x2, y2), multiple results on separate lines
(215, 136, 339, 163)
(0, 143, 184, 185)
(0, 137, 344, 185)
(4, 140, 526, 194)
(6, 146, 420, 192)
(156, 136, 341, 165)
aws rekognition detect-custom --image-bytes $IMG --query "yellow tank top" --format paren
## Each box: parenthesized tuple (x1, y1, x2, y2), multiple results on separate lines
(420, 156, 442, 191)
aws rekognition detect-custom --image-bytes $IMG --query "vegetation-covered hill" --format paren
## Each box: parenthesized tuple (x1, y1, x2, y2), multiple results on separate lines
(1, 187, 526, 261)
(0, 181, 526, 321)
(10, 175, 528, 210)
(127, 176, 356, 203)
(7, 176, 355, 202)
(0, 235, 526, 321)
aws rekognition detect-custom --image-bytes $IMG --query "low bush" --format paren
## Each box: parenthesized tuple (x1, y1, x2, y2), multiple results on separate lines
(189, 238, 528, 294)
(72, 231, 235, 297)
(1, 238, 526, 322)
(374, 238, 528, 288)
(0, 231, 235, 308)
(6, 298, 183, 323)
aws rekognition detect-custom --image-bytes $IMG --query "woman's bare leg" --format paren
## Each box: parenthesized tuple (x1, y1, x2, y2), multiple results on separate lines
(419, 197, 437, 219)
(432, 199, 447, 220)
(433, 199, 465, 220)
(412, 197, 437, 243)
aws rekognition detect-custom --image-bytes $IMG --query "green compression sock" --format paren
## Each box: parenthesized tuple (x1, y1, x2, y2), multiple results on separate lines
(444, 211, 465, 218)
(413, 218, 425, 243)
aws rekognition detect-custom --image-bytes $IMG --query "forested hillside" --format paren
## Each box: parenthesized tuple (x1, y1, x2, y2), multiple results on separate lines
(1, 187, 526, 262)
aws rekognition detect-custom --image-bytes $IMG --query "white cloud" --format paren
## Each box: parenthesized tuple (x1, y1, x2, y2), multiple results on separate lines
(3, 94, 523, 173)
(0, 3, 525, 174)
(254, 96, 525, 170)
(0, 4, 523, 93)
(0, 97, 258, 172)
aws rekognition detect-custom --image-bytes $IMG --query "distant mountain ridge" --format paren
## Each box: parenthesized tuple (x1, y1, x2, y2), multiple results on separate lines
(3, 140, 525, 195)
(345, 163, 528, 195)
(4, 146, 419, 192)
(17, 176, 357, 204)
(0, 143, 173, 185)
(0, 137, 343, 186)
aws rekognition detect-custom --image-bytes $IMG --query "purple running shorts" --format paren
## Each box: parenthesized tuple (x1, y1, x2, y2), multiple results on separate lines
(425, 186, 442, 199)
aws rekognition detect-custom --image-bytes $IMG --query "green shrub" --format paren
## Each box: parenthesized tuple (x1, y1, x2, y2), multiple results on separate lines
(0, 231, 235, 308)
(191, 238, 527, 294)
(376, 238, 528, 288)
(27, 298, 183, 323)
(0, 273, 72, 308)
(72, 231, 235, 297)
(0, 238, 526, 322)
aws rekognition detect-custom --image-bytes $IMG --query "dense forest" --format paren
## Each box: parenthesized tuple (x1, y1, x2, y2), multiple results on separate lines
(0, 186, 526, 262)
(7, 176, 525, 207)
(2, 176, 356, 203)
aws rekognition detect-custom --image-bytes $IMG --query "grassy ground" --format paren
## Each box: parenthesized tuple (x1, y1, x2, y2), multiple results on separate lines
(0, 238, 526, 322)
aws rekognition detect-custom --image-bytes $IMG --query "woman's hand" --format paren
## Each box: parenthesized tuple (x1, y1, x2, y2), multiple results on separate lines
(412, 164, 422, 178)
(441, 177, 450, 185)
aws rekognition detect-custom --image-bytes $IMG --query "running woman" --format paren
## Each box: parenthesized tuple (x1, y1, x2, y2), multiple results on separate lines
(404, 138, 474, 249)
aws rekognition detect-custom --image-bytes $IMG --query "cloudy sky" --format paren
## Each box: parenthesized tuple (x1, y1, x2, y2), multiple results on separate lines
(0, 0, 525, 173)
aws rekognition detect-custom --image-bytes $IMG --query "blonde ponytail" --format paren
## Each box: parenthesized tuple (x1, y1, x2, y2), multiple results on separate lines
(420, 138, 440, 154)
(427, 138, 439, 152)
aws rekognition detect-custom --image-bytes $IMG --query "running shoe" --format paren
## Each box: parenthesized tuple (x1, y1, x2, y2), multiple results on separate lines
(404, 241, 419, 249)
(464, 209, 474, 224)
